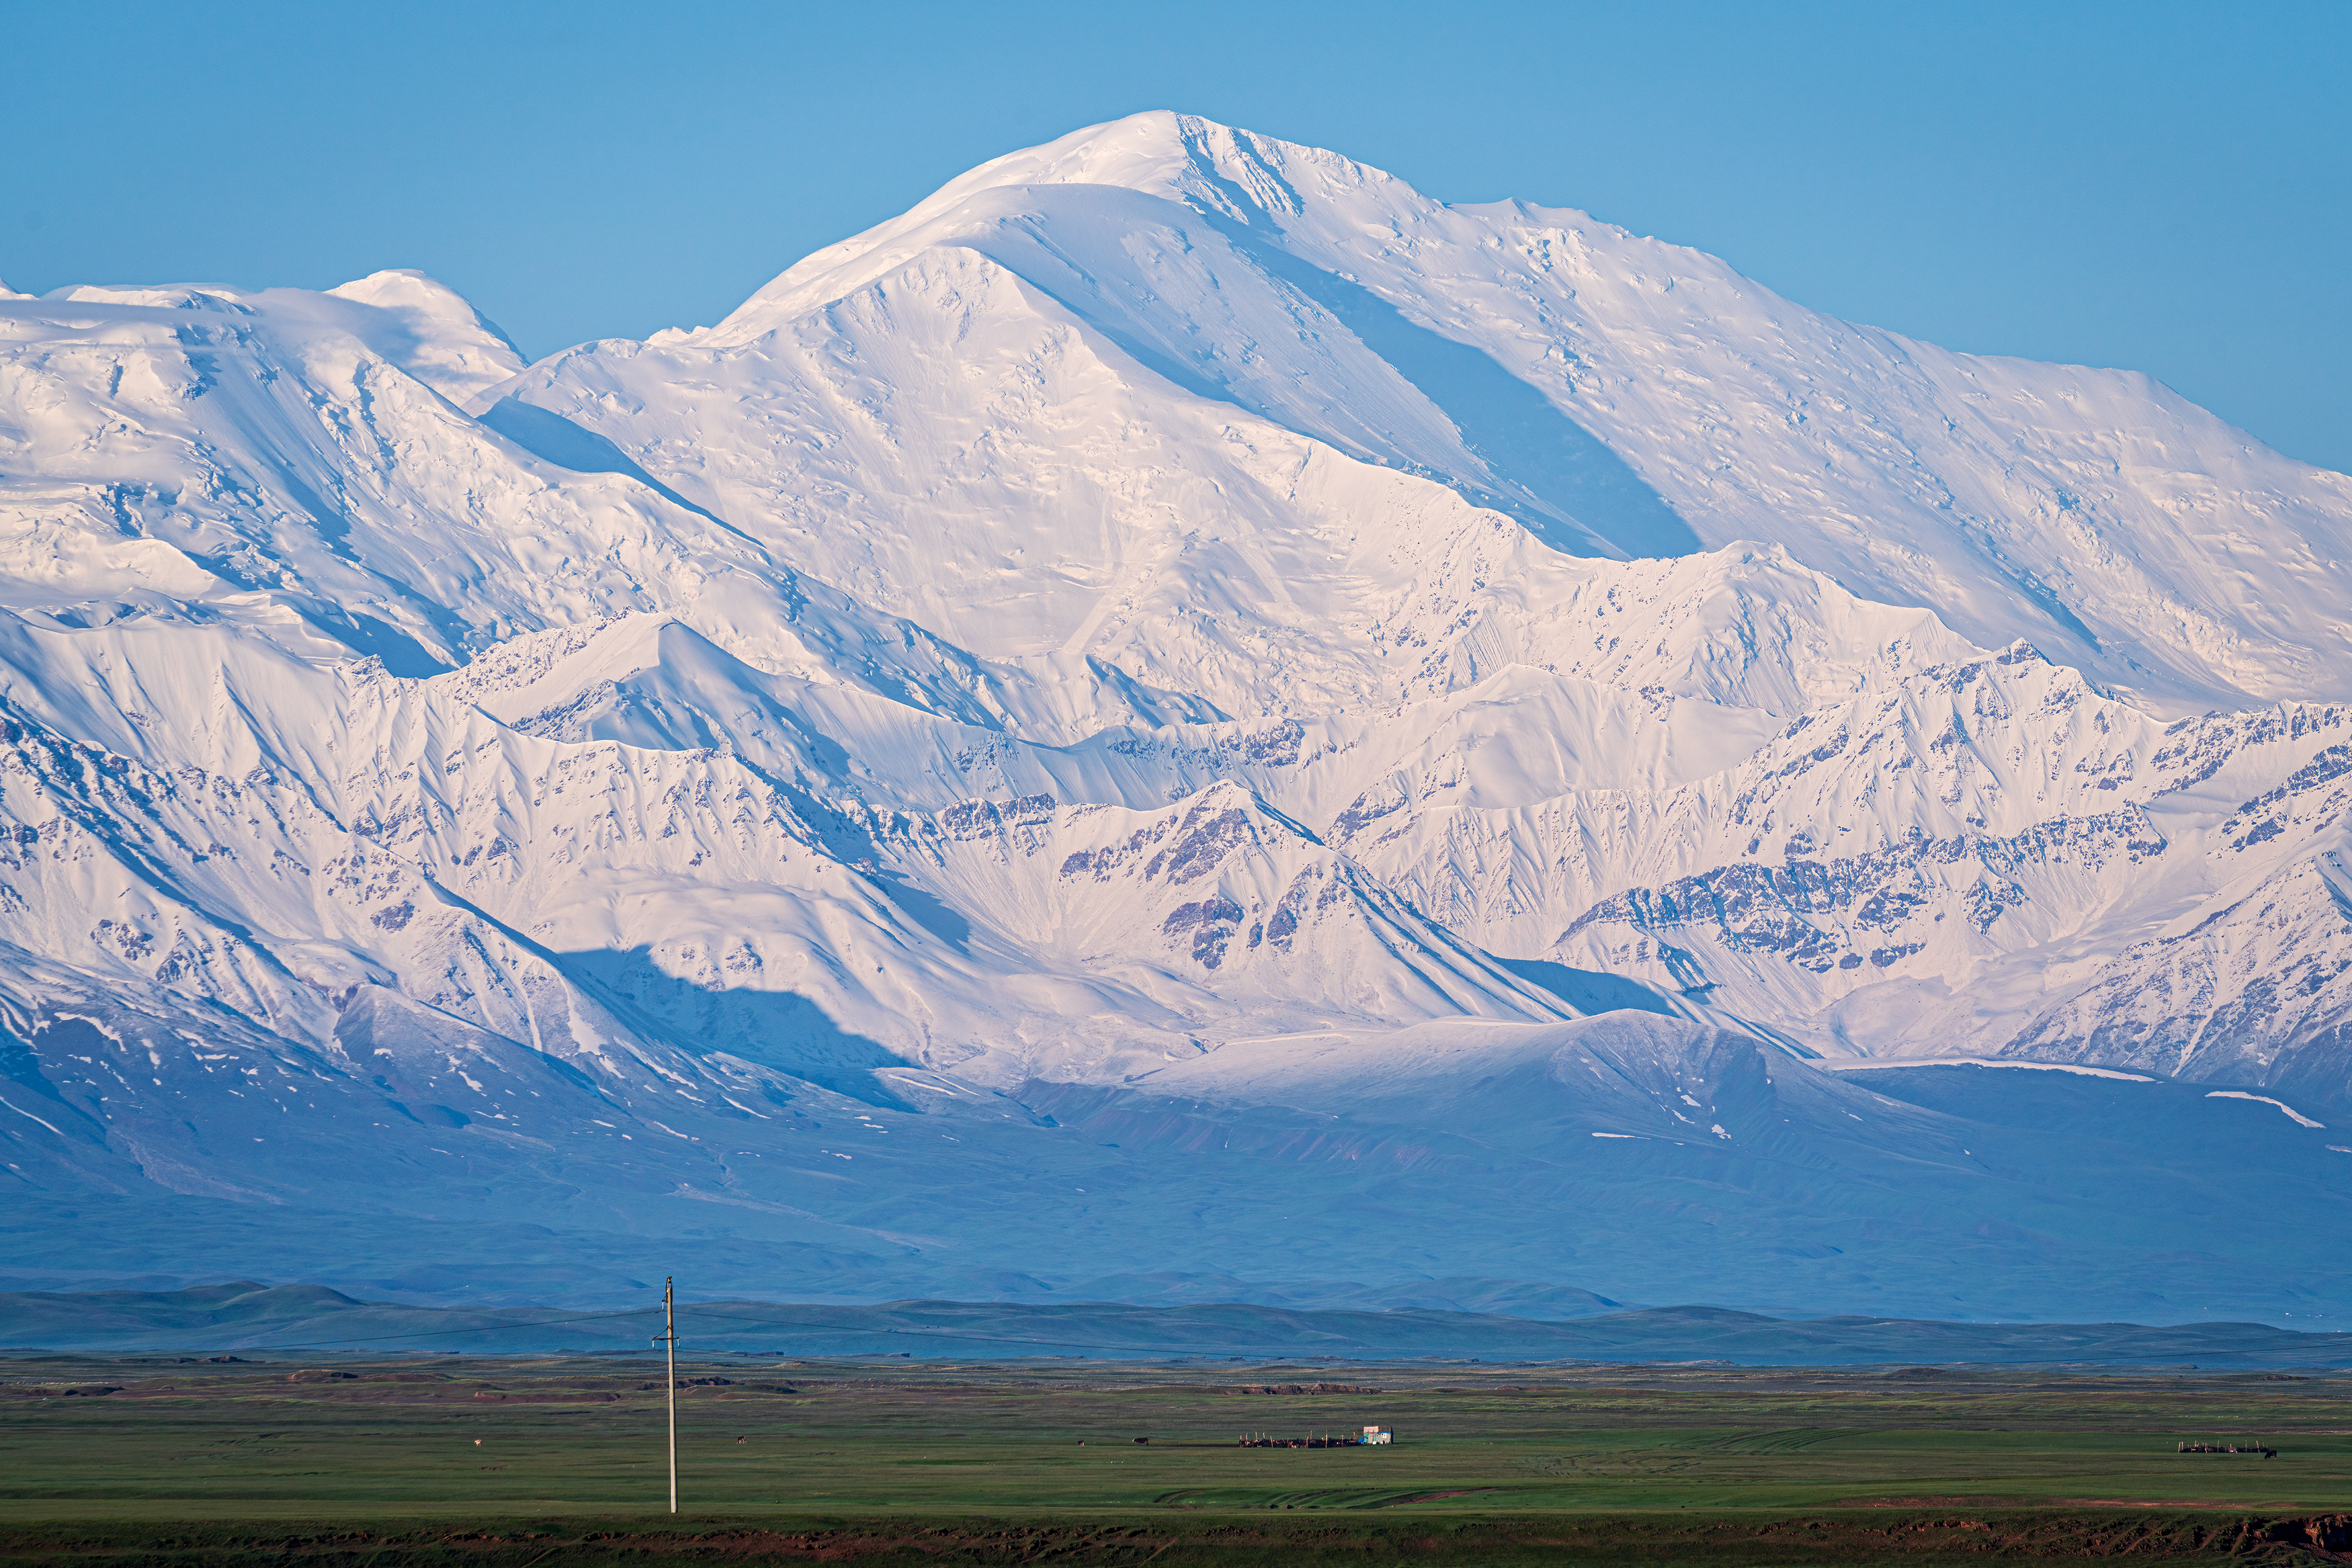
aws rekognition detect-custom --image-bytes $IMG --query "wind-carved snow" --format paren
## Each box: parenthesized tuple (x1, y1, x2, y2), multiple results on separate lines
(2203, 1091, 2326, 1129)
(321, 269, 528, 406)
(1, 113, 2351, 1315)
(1817, 1059, 2158, 1082)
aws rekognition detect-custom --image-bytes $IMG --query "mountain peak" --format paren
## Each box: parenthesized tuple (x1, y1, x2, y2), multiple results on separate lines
(325, 268, 526, 404)
(704, 113, 1424, 343)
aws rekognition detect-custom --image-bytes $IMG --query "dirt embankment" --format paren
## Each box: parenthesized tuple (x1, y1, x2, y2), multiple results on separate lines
(2, 1511, 2351, 1566)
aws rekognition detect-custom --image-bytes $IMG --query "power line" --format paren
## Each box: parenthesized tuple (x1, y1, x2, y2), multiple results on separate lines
(655, 1278, 679, 1514)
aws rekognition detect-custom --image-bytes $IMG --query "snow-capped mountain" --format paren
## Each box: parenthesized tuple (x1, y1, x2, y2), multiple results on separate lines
(1, 114, 2348, 1322)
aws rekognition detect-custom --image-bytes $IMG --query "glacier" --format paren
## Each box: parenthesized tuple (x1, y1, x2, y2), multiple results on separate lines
(0, 113, 2347, 1326)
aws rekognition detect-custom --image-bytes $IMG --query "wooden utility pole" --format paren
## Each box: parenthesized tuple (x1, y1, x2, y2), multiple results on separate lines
(653, 1276, 679, 1514)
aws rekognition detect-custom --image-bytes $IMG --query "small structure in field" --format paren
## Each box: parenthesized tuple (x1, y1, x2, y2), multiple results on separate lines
(1236, 1426, 1394, 1448)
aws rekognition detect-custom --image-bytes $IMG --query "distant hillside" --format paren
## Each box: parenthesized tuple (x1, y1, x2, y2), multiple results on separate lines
(3, 1284, 2347, 1368)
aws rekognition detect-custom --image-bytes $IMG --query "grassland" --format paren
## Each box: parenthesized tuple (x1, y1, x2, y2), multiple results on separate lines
(0, 1354, 2345, 1563)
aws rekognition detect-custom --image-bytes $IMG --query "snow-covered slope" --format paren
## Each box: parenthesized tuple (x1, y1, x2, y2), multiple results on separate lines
(2, 114, 2349, 1319)
(505, 111, 2352, 715)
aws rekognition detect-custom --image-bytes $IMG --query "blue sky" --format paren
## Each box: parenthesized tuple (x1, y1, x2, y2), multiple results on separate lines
(6, 0, 2345, 470)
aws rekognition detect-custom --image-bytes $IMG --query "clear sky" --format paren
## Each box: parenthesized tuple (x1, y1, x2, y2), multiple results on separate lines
(5, 0, 2345, 471)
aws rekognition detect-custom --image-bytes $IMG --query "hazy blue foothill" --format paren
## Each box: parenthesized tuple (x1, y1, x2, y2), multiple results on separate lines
(4, 1282, 2349, 1368)
(2, 1020, 2345, 1332)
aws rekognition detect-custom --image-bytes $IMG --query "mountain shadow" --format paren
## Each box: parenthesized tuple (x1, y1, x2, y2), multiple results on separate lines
(558, 945, 916, 1110)
(1495, 956, 1681, 1017)
(1197, 210, 1702, 560)
(478, 397, 759, 543)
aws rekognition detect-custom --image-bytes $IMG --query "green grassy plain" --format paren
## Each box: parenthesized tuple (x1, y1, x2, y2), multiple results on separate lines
(0, 1356, 2346, 1563)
